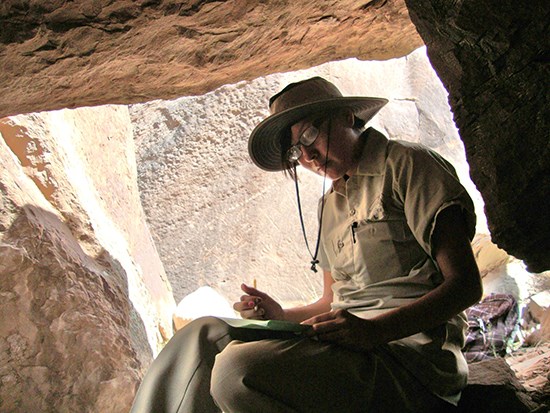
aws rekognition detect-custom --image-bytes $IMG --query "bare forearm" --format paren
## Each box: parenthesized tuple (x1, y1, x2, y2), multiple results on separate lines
(304, 206, 483, 352)
(283, 298, 332, 323)
(283, 270, 334, 323)
(371, 275, 481, 346)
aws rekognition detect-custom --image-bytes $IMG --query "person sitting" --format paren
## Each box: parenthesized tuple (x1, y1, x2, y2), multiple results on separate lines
(130, 76, 482, 413)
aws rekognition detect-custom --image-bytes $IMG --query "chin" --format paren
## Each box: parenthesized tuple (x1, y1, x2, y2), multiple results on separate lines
(320, 164, 340, 179)
(304, 163, 341, 180)
(322, 169, 343, 181)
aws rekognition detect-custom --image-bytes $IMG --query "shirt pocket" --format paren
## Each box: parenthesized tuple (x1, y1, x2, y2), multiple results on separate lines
(354, 218, 416, 283)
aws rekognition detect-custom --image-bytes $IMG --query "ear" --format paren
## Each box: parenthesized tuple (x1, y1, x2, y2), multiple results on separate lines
(341, 109, 355, 127)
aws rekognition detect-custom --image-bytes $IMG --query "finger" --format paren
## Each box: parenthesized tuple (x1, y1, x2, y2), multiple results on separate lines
(301, 315, 322, 326)
(311, 318, 345, 336)
(315, 332, 354, 350)
(240, 307, 266, 320)
(234, 298, 261, 312)
(317, 331, 364, 352)
(241, 283, 268, 298)
(305, 325, 341, 341)
(233, 301, 250, 312)
(316, 328, 345, 340)
(302, 311, 337, 326)
(239, 295, 263, 307)
(301, 320, 337, 338)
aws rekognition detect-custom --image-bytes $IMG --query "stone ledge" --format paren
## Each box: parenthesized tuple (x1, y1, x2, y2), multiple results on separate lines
(443, 358, 546, 413)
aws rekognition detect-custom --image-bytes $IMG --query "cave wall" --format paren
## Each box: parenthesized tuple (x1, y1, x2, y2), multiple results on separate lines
(0, 0, 421, 117)
(0, 107, 175, 412)
(130, 47, 488, 305)
(404, 0, 549, 272)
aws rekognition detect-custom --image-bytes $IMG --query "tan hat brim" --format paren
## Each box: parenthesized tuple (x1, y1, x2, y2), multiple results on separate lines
(248, 97, 388, 171)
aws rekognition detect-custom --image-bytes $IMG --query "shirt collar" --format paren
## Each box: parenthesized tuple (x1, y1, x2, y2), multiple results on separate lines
(331, 128, 389, 194)
(355, 127, 389, 176)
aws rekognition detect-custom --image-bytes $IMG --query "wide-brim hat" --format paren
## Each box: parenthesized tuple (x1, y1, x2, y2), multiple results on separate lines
(248, 76, 388, 171)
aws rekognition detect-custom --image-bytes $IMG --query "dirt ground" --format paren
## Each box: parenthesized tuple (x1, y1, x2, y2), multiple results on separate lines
(506, 342, 550, 407)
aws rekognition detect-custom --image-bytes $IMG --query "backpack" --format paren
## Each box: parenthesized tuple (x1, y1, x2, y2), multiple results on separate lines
(463, 293, 520, 362)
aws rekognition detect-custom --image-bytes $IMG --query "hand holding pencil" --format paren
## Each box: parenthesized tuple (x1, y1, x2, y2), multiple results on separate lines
(233, 281, 285, 321)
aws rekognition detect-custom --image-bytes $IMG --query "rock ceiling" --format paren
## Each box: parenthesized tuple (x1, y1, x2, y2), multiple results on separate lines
(1, 0, 548, 271)
(0, 0, 422, 116)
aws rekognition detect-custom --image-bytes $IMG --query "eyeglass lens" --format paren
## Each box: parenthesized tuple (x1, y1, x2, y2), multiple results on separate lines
(286, 118, 325, 162)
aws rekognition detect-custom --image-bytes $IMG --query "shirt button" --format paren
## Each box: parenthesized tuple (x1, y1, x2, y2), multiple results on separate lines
(349, 208, 356, 216)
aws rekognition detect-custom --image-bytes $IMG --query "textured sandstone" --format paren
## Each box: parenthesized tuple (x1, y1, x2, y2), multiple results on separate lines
(0, 0, 421, 117)
(0, 155, 140, 412)
(452, 358, 541, 413)
(0, 107, 174, 412)
(130, 47, 488, 303)
(405, 0, 549, 272)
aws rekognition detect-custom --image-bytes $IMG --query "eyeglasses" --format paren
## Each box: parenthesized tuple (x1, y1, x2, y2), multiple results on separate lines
(286, 117, 327, 163)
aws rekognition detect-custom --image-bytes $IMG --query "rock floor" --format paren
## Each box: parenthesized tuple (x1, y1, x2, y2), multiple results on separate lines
(506, 342, 550, 408)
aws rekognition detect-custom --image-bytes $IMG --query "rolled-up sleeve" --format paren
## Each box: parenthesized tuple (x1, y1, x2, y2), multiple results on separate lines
(390, 143, 476, 257)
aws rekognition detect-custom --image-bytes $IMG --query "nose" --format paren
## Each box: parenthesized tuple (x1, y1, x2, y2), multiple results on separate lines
(300, 144, 317, 163)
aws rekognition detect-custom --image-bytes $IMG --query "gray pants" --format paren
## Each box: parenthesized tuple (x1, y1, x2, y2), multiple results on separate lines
(130, 317, 447, 413)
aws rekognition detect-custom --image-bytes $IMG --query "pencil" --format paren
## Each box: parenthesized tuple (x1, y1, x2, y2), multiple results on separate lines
(253, 278, 259, 312)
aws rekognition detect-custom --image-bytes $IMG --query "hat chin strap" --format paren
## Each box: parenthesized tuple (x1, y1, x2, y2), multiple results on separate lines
(292, 119, 331, 273)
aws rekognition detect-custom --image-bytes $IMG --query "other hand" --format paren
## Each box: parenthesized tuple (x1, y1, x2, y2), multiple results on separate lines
(302, 309, 377, 352)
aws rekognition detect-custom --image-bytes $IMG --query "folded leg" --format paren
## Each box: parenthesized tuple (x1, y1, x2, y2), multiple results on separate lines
(210, 338, 446, 413)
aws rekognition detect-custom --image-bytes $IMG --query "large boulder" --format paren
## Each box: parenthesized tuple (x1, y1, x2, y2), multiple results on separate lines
(405, 0, 549, 272)
(0, 107, 175, 412)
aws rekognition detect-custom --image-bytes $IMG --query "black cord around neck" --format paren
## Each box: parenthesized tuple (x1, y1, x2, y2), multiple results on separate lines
(292, 118, 330, 273)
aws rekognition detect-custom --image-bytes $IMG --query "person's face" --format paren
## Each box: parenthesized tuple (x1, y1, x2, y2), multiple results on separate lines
(288, 110, 361, 180)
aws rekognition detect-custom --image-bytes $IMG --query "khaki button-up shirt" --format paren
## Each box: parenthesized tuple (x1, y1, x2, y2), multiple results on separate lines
(317, 128, 476, 404)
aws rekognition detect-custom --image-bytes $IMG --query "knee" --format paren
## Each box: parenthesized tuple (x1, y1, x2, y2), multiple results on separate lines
(186, 315, 228, 333)
(159, 316, 231, 359)
(177, 316, 230, 342)
(210, 342, 262, 407)
(210, 342, 246, 393)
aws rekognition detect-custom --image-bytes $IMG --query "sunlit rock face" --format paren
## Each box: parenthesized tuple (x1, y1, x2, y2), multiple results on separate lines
(130, 47, 487, 304)
(0, 107, 174, 412)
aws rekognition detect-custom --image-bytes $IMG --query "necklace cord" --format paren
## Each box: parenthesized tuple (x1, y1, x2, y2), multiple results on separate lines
(293, 118, 331, 273)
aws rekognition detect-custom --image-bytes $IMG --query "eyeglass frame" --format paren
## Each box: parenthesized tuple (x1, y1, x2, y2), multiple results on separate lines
(286, 115, 330, 163)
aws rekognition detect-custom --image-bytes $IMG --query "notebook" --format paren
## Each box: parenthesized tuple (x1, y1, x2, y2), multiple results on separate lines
(218, 317, 312, 333)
